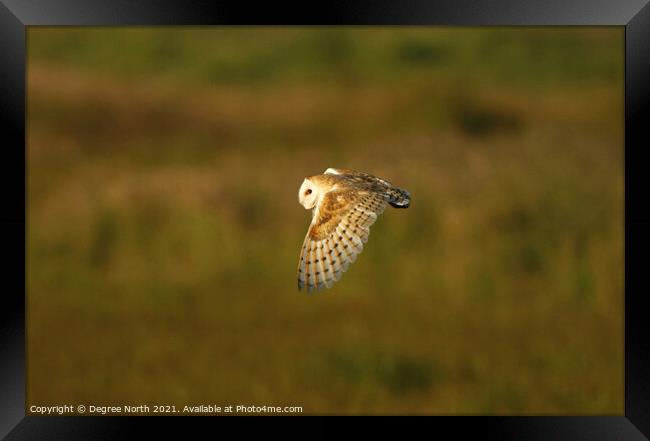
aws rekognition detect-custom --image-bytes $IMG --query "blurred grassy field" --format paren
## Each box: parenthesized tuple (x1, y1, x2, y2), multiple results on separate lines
(27, 27, 623, 414)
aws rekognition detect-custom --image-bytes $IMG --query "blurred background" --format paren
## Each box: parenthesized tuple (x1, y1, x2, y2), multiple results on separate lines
(27, 27, 623, 414)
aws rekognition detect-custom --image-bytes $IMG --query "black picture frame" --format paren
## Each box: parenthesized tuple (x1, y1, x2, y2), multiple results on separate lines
(1, 1, 648, 438)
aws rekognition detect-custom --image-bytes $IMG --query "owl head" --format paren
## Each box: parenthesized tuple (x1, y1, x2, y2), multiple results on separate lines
(298, 178, 319, 209)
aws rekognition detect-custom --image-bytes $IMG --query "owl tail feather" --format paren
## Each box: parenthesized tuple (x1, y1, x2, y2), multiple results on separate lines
(387, 188, 410, 208)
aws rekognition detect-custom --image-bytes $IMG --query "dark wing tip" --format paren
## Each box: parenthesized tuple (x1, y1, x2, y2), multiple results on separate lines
(388, 188, 410, 208)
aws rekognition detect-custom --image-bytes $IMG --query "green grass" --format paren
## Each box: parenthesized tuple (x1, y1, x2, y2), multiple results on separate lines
(28, 27, 622, 89)
(27, 27, 623, 414)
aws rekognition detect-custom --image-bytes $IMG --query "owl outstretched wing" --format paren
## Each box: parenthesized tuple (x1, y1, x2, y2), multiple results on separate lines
(297, 188, 388, 292)
(324, 168, 393, 187)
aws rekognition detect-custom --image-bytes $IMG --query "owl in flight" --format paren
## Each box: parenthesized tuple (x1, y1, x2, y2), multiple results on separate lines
(297, 168, 410, 293)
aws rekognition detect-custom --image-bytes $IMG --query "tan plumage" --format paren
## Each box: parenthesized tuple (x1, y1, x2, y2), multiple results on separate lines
(297, 168, 410, 293)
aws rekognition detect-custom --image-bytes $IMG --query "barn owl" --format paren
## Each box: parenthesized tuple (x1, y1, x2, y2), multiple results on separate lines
(297, 168, 410, 293)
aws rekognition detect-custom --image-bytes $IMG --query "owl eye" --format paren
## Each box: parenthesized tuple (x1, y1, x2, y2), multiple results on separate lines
(306, 189, 312, 195)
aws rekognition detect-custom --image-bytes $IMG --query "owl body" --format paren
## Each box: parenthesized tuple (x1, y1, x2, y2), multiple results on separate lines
(297, 168, 410, 293)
